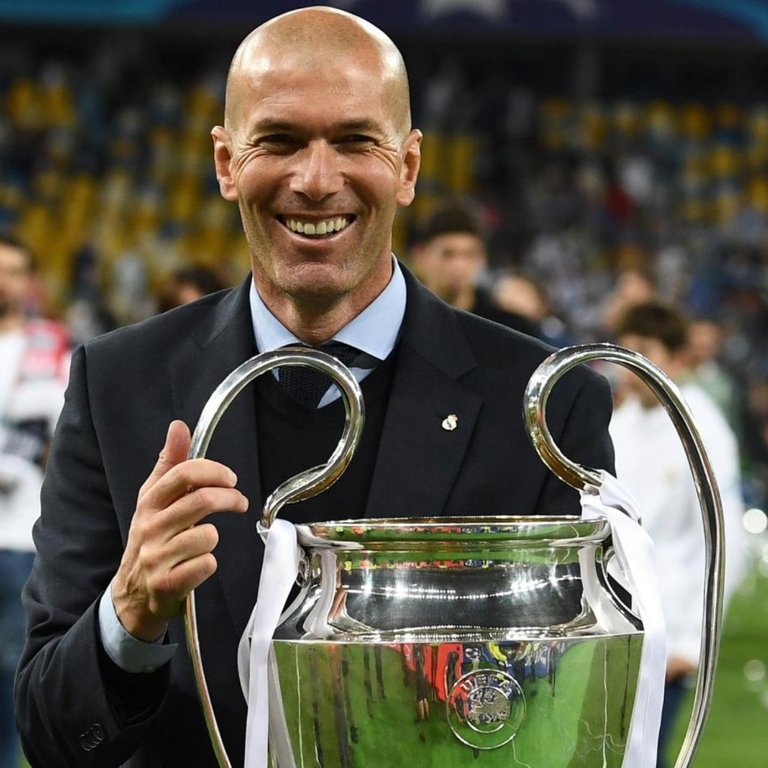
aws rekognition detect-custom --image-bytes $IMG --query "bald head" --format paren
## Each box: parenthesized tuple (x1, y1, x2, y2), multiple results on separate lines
(224, 6, 411, 139)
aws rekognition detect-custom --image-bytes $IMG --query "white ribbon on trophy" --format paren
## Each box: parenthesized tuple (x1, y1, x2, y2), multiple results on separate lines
(580, 470, 666, 768)
(237, 519, 302, 768)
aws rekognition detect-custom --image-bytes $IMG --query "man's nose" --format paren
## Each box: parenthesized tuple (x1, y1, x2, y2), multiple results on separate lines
(290, 140, 344, 200)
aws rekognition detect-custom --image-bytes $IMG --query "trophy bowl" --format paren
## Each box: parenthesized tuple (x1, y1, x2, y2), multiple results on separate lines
(270, 513, 642, 767)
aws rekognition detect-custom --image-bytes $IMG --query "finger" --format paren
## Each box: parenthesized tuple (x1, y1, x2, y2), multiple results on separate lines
(154, 486, 248, 535)
(162, 552, 219, 600)
(144, 523, 220, 587)
(139, 420, 192, 498)
(140, 460, 241, 514)
(134, 487, 246, 551)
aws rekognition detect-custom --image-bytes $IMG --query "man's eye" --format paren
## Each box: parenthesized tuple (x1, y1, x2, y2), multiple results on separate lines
(341, 134, 375, 145)
(258, 134, 298, 149)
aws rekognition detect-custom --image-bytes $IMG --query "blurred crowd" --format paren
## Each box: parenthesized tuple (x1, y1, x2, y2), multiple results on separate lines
(1, 36, 768, 509)
(1, 25, 768, 768)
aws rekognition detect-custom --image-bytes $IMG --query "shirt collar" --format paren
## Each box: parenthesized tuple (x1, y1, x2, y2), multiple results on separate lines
(249, 258, 406, 362)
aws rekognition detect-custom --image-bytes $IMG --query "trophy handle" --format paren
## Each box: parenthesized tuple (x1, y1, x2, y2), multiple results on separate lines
(523, 342, 725, 768)
(183, 346, 365, 768)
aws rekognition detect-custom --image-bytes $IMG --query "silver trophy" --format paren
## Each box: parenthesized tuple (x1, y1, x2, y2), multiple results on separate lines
(185, 343, 724, 767)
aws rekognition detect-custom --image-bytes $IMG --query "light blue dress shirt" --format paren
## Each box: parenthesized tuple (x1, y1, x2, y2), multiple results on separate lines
(249, 258, 405, 406)
(99, 260, 406, 672)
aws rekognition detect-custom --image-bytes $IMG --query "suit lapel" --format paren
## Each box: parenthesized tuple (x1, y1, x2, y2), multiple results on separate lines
(366, 270, 483, 520)
(171, 279, 263, 634)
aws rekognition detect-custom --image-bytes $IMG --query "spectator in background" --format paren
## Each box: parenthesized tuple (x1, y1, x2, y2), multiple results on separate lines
(743, 377, 768, 508)
(600, 264, 656, 337)
(493, 270, 573, 347)
(0, 234, 69, 768)
(410, 199, 539, 336)
(608, 300, 748, 768)
(686, 317, 741, 435)
(158, 265, 227, 313)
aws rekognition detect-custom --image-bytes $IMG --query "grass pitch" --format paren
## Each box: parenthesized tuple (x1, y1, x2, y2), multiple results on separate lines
(665, 550, 768, 766)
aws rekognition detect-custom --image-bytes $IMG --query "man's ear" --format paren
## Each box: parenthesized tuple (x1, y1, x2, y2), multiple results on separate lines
(396, 129, 422, 207)
(211, 126, 238, 201)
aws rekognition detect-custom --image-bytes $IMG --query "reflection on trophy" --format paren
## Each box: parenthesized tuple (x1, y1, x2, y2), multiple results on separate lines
(184, 343, 724, 767)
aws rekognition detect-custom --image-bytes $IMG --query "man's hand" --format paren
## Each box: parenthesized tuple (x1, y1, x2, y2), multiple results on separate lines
(112, 420, 249, 641)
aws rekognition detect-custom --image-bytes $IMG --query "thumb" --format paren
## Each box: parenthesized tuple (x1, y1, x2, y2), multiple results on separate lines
(140, 420, 192, 496)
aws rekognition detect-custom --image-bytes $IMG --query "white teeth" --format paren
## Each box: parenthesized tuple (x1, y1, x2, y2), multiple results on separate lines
(285, 216, 350, 236)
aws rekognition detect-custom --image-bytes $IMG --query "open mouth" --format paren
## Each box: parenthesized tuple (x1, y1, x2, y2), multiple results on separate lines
(277, 214, 356, 239)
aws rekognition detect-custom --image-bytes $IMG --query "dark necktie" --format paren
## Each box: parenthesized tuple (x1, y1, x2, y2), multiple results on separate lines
(278, 341, 377, 408)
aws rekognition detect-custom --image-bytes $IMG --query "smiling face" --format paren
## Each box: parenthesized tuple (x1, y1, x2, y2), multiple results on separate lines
(213, 9, 421, 335)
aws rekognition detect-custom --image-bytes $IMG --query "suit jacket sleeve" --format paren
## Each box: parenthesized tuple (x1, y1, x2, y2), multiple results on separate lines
(15, 346, 169, 767)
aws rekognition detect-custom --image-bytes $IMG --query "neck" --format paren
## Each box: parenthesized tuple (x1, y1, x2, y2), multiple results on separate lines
(253, 264, 393, 346)
(269, 303, 350, 345)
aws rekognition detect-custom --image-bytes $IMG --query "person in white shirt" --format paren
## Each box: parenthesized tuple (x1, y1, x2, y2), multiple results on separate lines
(0, 234, 68, 768)
(609, 299, 748, 768)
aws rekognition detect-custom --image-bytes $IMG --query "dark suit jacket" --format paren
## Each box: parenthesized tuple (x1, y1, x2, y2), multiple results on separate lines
(17, 268, 614, 767)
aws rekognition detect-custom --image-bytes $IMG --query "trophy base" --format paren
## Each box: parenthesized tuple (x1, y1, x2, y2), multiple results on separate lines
(269, 633, 642, 767)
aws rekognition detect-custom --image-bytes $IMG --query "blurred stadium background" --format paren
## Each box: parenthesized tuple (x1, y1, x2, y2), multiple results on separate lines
(3, 0, 768, 765)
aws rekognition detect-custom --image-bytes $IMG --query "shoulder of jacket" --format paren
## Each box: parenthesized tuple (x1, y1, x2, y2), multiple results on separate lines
(84, 287, 234, 357)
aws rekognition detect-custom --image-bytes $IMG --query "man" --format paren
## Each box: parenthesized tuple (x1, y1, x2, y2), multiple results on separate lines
(410, 199, 540, 336)
(493, 270, 574, 347)
(158, 266, 227, 313)
(16, 8, 614, 767)
(686, 316, 740, 436)
(609, 300, 747, 768)
(0, 235, 68, 768)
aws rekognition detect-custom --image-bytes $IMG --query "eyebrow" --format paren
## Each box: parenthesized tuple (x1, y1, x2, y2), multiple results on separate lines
(334, 120, 381, 134)
(248, 118, 382, 137)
